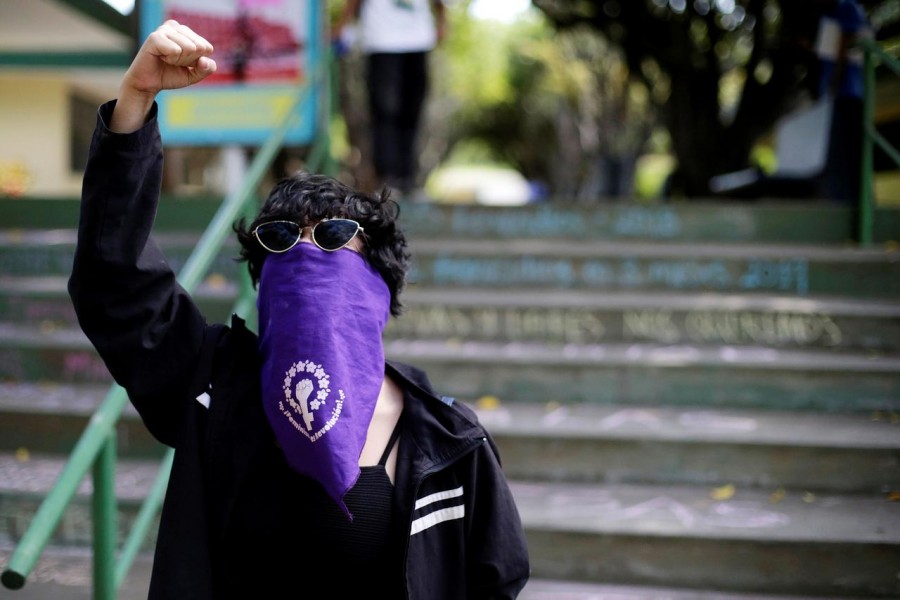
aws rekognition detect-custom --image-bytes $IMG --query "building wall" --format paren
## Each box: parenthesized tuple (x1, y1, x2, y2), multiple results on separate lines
(0, 74, 82, 196)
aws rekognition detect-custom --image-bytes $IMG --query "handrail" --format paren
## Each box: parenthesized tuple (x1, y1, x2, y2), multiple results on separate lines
(860, 37, 900, 246)
(1, 74, 317, 595)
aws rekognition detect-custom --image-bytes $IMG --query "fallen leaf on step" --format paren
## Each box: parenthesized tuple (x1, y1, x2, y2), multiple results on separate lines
(887, 491, 900, 502)
(769, 488, 786, 503)
(711, 484, 736, 500)
(802, 492, 817, 503)
(15, 447, 30, 463)
(477, 395, 501, 410)
(204, 274, 228, 290)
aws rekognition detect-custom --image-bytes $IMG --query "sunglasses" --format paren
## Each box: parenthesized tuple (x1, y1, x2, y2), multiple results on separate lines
(253, 218, 364, 253)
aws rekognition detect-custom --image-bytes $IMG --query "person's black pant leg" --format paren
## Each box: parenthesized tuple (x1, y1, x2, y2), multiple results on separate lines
(397, 51, 428, 185)
(367, 51, 429, 188)
(824, 95, 864, 204)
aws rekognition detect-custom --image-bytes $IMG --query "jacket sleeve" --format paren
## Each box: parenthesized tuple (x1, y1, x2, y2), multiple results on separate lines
(466, 429, 531, 599)
(68, 100, 208, 447)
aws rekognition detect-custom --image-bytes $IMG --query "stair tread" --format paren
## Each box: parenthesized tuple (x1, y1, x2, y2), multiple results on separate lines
(2, 323, 898, 370)
(520, 578, 871, 600)
(0, 452, 161, 502)
(5, 275, 900, 315)
(472, 403, 900, 449)
(2, 229, 899, 260)
(0, 382, 137, 417)
(385, 339, 900, 370)
(409, 237, 900, 261)
(512, 480, 900, 544)
(3, 383, 894, 448)
(0, 275, 236, 298)
(2, 450, 897, 544)
(0, 547, 872, 600)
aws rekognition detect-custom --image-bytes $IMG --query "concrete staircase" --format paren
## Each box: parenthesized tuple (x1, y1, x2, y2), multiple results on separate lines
(1, 198, 899, 598)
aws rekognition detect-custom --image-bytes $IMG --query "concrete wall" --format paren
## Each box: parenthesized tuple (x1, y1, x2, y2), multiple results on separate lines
(0, 73, 117, 197)
(0, 74, 77, 196)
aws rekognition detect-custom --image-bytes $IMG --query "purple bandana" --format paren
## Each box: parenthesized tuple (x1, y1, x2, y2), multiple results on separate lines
(257, 242, 391, 518)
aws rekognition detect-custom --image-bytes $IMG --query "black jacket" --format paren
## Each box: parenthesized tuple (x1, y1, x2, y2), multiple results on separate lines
(69, 101, 530, 599)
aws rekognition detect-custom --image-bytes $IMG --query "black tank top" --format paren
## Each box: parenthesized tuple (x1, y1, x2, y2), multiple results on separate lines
(221, 417, 404, 598)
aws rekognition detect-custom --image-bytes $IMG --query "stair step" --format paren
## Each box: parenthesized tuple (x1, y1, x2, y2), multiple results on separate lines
(3, 384, 896, 491)
(2, 233, 899, 297)
(0, 453, 161, 552)
(393, 288, 900, 351)
(0, 543, 153, 600)
(0, 382, 163, 457)
(4, 197, 900, 244)
(406, 239, 900, 298)
(0, 276, 238, 327)
(515, 480, 900, 597)
(2, 453, 898, 597)
(398, 201, 900, 244)
(385, 339, 900, 411)
(520, 579, 872, 600)
(2, 326, 898, 411)
(5, 278, 900, 352)
(0, 546, 871, 600)
(475, 403, 900, 493)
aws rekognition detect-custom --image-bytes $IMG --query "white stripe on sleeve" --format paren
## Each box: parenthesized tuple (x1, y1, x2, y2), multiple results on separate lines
(410, 504, 465, 536)
(414, 485, 464, 510)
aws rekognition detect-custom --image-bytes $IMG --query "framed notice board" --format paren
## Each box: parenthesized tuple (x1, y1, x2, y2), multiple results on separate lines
(141, 0, 322, 145)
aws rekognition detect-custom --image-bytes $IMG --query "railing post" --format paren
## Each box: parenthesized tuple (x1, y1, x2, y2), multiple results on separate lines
(92, 433, 117, 600)
(860, 43, 876, 246)
(1, 386, 129, 591)
(115, 449, 173, 591)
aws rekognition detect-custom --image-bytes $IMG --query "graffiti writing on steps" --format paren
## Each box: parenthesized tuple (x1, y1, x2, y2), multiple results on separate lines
(387, 305, 843, 347)
(5, 297, 77, 324)
(63, 351, 112, 381)
(622, 309, 842, 346)
(432, 205, 684, 239)
(518, 486, 791, 529)
(418, 256, 810, 294)
(387, 306, 606, 344)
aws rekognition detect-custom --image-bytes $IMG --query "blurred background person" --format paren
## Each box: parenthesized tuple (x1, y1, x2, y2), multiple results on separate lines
(812, 0, 872, 204)
(334, 0, 447, 197)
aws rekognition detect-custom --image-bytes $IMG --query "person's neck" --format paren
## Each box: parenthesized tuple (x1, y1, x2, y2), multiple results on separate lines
(359, 375, 404, 470)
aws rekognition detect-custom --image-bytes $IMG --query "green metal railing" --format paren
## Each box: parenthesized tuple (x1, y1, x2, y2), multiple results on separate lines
(1, 47, 337, 597)
(860, 36, 900, 245)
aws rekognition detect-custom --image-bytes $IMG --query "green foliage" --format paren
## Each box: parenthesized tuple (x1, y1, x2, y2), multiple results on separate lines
(428, 7, 655, 198)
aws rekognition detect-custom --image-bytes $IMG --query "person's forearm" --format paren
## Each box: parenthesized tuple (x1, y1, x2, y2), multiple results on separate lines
(110, 87, 157, 134)
(108, 21, 216, 132)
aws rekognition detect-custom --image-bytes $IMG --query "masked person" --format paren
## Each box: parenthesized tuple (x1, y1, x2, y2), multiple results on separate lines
(68, 21, 529, 600)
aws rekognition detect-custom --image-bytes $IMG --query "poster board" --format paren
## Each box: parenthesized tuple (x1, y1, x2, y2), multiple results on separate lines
(141, 0, 322, 145)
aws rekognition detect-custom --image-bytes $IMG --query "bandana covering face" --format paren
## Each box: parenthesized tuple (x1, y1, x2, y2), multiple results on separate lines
(257, 242, 391, 518)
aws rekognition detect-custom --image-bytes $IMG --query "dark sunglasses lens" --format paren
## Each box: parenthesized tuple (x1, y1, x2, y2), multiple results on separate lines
(256, 222, 301, 252)
(314, 220, 359, 251)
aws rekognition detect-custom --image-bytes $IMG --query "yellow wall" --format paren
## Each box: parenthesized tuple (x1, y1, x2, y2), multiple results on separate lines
(0, 74, 83, 196)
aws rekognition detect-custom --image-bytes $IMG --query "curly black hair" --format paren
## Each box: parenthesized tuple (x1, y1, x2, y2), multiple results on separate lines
(233, 172, 410, 316)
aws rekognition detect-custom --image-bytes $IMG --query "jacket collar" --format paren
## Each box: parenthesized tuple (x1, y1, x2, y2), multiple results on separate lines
(385, 360, 485, 518)
(386, 359, 484, 466)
